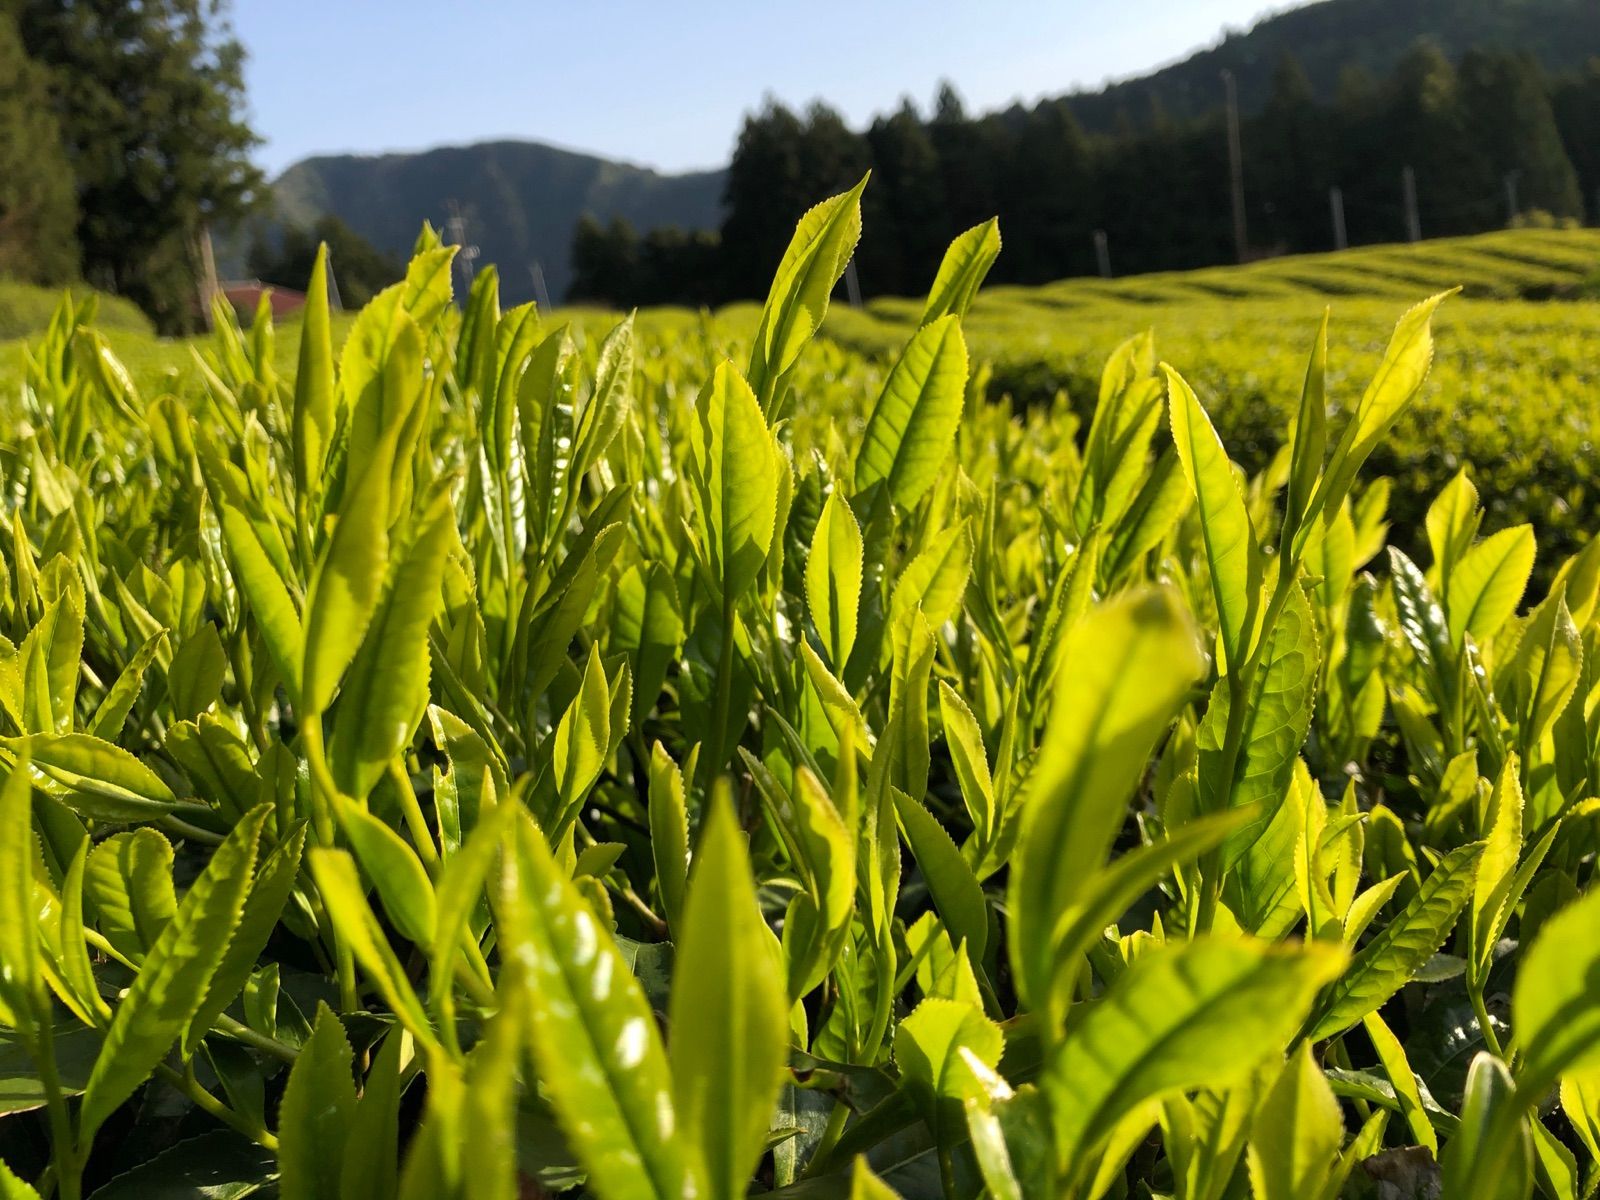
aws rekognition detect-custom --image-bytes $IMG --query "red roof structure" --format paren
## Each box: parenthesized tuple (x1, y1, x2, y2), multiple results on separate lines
(217, 281, 306, 319)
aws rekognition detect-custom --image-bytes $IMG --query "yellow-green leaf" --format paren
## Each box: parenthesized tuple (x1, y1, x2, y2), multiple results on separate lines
(1165, 365, 1259, 671)
(806, 490, 863, 671)
(1448, 525, 1535, 648)
(855, 315, 970, 510)
(1009, 588, 1205, 1012)
(504, 813, 695, 1200)
(278, 1002, 356, 1200)
(748, 177, 867, 408)
(1247, 1042, 1344, 1200)
(1305, 840, 1483, 1041)
(5, 733, 175, 822)
(78, 807, 269, 1147)
(329, 490, 455, 798)
(1515, 887, 1600, 1095)
(301, 411, 405, 716)
(669, 785, 787, 1200)
(920, 218, 1001, 327)
(647, 742, 690, 940)
(691, 362, 780, 600)
(1047, 937, 1346, 1177)
(0, 755, 38, 1025)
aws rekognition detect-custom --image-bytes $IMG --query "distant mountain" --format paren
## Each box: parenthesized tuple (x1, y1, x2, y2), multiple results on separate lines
(266, 140, 724, 303)
(259, 0, 1597, 304)
(1060, 0, 1599, 130)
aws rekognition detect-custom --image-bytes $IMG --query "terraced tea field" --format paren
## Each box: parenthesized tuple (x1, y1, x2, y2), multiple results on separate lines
(2, 204, 1600, 1198)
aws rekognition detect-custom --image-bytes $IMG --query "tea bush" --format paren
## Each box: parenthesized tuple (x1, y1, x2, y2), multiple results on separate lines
(2, 185, 1599, 1199)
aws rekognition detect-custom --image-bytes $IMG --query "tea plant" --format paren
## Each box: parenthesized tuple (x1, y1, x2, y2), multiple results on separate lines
(1, 181, 1599, 1200)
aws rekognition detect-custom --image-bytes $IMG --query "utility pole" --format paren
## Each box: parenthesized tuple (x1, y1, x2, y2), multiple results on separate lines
(196, 224, 220, 331)
(445, 200, 480, 295)
(1329, 186, 1348, 251)
(1093, 229, 1112, 278)
(1402, 166, 1421, 243)
(528, 262, 552, 312)
(844, 258, 862, 308)
(326, 250, 344, 312)
(1504, 170, 1521, 225)
(1222, 69, 1248, 263)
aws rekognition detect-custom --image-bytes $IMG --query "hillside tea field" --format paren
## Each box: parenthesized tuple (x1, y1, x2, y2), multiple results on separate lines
(5, 184, 1600, 1200)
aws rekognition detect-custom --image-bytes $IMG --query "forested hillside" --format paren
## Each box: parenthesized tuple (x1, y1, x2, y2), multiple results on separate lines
(573, 6, 1600, 305)
(1066, 0, 1600, 129)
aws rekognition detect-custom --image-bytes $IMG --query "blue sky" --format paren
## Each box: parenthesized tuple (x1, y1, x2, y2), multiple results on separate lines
(233, 0, 1284, 177)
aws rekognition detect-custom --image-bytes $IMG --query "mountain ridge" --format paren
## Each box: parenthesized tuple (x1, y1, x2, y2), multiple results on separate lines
(266, 138, 724, 303)
(260, 0, 1599, 303)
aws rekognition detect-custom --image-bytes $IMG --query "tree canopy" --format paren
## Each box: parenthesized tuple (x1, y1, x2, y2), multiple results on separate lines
(0, 11, 77, 284)
(248, 215, 402, 310)
(7, 0, 263, 330)
(571, 42, 1593, 307)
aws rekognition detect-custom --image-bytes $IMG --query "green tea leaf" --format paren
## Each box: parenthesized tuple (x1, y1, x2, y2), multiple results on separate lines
(669, 785, 787, 1200)
(1470, 756, 1523, 983)
(1305, 840, 1483, 1041)
(1439, 1052, 1532, 1200)
(277, 1003, 356, 1200)
(1197, 580, 1318, 869)
(893, 790, 987, 967)
(340, 1028, 405, 1200)
(691, 361, 780, 600)
(0, 754, 37, 1025)
(552, 647, 610, 821)
(301, 408, 405, 716)
(308, 849, 435, 1048)
(1515, 887, 1600, 1095)
(87, 631, 166, 741)
(78, 806, 269, 1147)
(806, 490, 863, 671)
(1165, 365, 1259, 671)
(1312, 291, 1454, 529)
(1047, 937, 1345, 1176)
(647, 742, 690, 940)
(201, 453, 304, 704)
(330, 489, 455, 799)
(1448, 525, 1535, 648)
(937, 682, 997, 850)
(85, 829, 176, 962)
(1247, 1042, 1345, 1200)
(184, 825, 307, 1055)
(855, 315, 969, 510)
(6, 733, 175, 821)
(293, 244, 338, 506)
(748, 177, 867, 408)
(1282, 310, 1328, 553)
(1362, 1011, 1437, 1154)
(1010, 588, 1205, 1011)
(920, 218, 1001, 326)
(894, 998, 1004, 1148)
(505, 813, 695, 1200)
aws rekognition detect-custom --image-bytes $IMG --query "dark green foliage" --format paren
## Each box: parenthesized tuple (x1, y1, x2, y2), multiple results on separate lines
(571, 25, 1595, 308)
(247, 215, 401, 310)
(567, 216, 723, 308)
(1062, 0, 1600, 131)
(9, 0, 262, 331)
(718, 100, 870, 304)
(0, 11, 77, 285)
